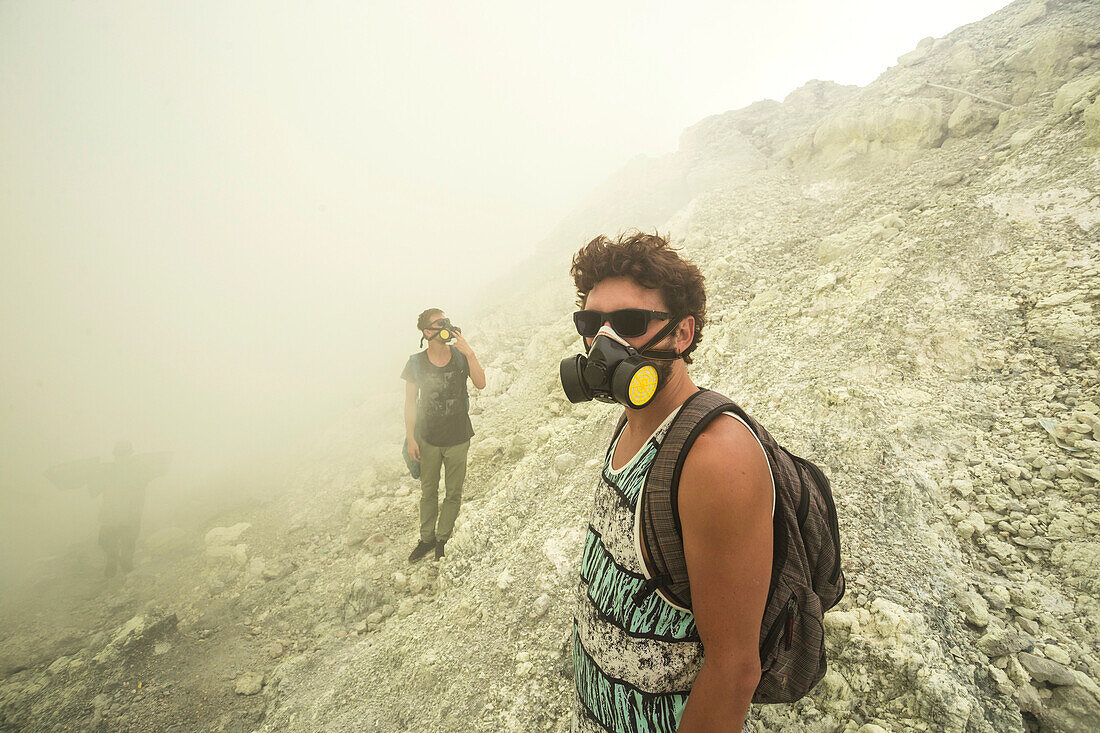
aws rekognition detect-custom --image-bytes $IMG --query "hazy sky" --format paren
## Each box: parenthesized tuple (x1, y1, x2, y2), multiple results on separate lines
(0, 0, 1009, 499)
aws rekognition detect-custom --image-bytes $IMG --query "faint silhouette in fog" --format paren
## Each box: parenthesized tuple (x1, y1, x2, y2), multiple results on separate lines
(45, 442, 171, 577)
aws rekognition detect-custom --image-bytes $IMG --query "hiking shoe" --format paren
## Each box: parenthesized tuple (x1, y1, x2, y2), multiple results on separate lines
(435, 540, 446, 560)
(408, 540, 434, 563)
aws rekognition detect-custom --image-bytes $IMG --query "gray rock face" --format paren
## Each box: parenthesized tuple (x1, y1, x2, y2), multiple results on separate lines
(1018, 652, 1076, 686)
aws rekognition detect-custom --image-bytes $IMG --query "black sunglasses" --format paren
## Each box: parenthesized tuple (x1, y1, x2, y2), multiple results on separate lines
(573, 309, 673, 338)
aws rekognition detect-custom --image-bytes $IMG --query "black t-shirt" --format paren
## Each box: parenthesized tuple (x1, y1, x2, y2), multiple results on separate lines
(401, 347, 474, 447)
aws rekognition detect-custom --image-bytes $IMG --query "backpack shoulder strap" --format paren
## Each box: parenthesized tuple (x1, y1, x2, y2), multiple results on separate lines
(639, 388, 737, 610)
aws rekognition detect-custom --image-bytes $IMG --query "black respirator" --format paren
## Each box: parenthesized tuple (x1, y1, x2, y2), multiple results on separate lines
(559, 322, 680, 409)
(422, 319, 461, 347)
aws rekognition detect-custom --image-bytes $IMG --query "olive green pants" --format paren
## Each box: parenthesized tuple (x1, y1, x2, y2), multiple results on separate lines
(418, 440, 470, 543)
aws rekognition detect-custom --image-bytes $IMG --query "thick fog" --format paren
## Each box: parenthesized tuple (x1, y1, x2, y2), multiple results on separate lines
(1, 0, 1005, 585)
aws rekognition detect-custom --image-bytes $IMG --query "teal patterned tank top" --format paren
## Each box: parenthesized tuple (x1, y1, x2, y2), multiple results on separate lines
(571, 408, 702, 733)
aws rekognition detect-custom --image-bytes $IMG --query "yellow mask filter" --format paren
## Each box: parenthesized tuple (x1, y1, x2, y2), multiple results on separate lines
(627, 364, 659, 408)
(438, 329, 451, 341)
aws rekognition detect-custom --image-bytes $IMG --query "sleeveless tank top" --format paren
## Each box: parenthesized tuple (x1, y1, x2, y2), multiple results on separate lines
(571, 408, 775, 733)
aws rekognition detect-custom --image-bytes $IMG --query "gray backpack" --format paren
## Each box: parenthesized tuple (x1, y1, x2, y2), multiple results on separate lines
(617, 388, 845, 703)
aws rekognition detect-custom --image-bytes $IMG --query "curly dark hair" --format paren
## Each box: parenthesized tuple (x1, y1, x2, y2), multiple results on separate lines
(570, 231, 706, 363)
(417, 307, 444, 331)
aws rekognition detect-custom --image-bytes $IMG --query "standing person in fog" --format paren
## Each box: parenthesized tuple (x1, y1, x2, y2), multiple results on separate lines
(402, 308, 486, 562)
(46, 442, 169, 578)
(94, 441, 168, 578)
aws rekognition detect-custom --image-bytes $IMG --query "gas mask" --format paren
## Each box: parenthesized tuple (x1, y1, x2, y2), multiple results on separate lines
(421, 319, 461, 347)
(559, 322, 680, 409)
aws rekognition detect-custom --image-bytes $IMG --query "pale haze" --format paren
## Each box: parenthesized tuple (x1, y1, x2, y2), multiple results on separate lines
(1, 0, 1007, 577)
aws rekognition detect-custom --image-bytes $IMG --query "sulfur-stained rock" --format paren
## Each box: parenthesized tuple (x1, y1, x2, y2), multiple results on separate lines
(204, 523, 251, 548)
(1003, 31, 1090, 87)
(956, 589, 990, 627)
(234, 672, 264, 696)
(1053, 73, 1100, 116)
(948, 97, 1000, 138)
(978, 627, 1032, 658)
(899, 37, 935, 67)
(947, 42, 980, 74)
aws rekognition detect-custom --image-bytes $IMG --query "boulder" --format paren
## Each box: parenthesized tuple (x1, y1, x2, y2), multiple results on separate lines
(881, 100, 946, 148)
(1053, 73, 1100, 116)
(1051, 542, 1100, 592)
(1003, 31, 1089, 85)
(1040, 677, 1100, 732)
(899, 37, 935, 67)
(204, 523, 251, 547)
(948, 97, 1000, 137)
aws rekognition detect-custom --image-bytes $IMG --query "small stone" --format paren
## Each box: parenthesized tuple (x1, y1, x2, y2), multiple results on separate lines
(1018, 684, 1042, 714)
(1043, 644, 1071, 666)
(234, 672, 264, 696)
(553, 453, 579, 475)
(978, 627, 1031, 658)
(957, 589, 990, 627)
(530, 593, 552, 619)
(814, 272, 837, 293)
(936, 170, 965, 187)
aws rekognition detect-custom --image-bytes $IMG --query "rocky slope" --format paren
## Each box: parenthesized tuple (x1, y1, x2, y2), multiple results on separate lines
(3, 1, 1100, 731)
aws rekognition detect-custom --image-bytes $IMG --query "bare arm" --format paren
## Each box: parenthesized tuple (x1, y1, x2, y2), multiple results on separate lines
(675, 416, 774, 732)
(404, 381, 420, 461)
(466, 351, 486, 390)
(453, 333, 486, 390)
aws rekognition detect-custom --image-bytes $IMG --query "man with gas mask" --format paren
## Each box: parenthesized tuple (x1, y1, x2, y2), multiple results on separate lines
(402, 308, 486, 563)
(563, 232, 775, 733)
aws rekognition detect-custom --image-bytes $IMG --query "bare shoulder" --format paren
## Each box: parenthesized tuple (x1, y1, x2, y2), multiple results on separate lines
(678, 413, 772, 513)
